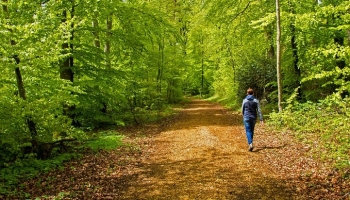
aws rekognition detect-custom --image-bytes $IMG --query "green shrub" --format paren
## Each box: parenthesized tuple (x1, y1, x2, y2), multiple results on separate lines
(0, 153, 79, 197)
(269, 95, 350, 170)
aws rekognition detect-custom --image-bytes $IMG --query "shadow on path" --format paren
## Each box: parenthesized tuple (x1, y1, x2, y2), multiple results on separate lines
(117, 99, 296, 199)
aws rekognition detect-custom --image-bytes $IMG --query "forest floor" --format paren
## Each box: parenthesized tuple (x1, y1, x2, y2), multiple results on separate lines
(18, 99, 349, 199)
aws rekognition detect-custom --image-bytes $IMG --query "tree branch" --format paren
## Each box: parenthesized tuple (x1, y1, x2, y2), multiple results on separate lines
(230, 1, 251, 22)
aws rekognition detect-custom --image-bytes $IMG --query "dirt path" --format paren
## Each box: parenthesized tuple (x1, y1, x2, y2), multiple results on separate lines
(118, 99, 294, 199)
(18, 99, 300, 199)
(16, 98, 350, 199)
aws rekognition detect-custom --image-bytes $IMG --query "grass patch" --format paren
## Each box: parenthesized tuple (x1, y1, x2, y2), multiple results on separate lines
(206, 95, 239, 110)
(82, 131, 124, 151)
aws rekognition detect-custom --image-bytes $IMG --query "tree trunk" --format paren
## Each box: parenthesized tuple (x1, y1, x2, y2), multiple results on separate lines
(288, 1, 302, 101)
(92, 17, 101, 49)
(334, 36, 345, 69)
(60, 4, 77, 126)
(276, 0, 283, 112)
(100, 14, 112, 113)
(70, 3, 74, 76)
(291, 26, 301, 98)
(157, 37, 165, 94)
(264, 26, 275, 101)
(92, 15, 109, 113)
(201, 56, 204, 98)
(334, 34, 348, 98)
(224, 37, 236, 83)
(60, 10, 74, 82)
(201, 33, 204, 98)
(2, 0, 38, 151)
(105, 15, 112, 68)
(265, 27, 275, 59)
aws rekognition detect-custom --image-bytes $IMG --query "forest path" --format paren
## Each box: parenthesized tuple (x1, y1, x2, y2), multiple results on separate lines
(20, 99, 297, 199)
(118, 99, 294, 199)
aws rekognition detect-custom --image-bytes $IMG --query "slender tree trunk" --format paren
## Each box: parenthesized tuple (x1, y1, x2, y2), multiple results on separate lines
(92, 15, 109, 113)
(157, 37, 164, 94)
(70, 3, 74, 74)
(105, 14, 112, 68)
(180, 19, 188, 55)
(224, 37, 236, 82)
(156, 3, 164, 96)
(92, 17, 101, 48)
(288, 1, 302, 101)
(100, 13, 112, 113)
(276, 0, 283, 112)
(201, 57, 204, 98)
(2, 0, 38, 150)
(60, 4, 77, 126)
(60, 10, 74, 82)
(334, 34, 348, 98)
(265, 27, 275, 59)
(291, 25, 301, 99)
(264, 26, 275, 101)
(334, 36, 345, 69)
(200, 33, 204, 98)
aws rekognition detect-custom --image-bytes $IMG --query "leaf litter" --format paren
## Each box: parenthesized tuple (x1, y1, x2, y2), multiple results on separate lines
(13, 99, 350, 199)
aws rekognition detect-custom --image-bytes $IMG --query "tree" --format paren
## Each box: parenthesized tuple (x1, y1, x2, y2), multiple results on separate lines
(276, 0, 282, 112)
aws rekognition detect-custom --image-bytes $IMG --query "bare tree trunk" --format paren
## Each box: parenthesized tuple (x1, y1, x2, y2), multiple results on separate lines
(276, 0, 283, 112)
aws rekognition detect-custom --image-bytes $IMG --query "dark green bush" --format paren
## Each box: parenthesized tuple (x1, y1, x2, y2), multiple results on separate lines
(269, 95, 350, 169)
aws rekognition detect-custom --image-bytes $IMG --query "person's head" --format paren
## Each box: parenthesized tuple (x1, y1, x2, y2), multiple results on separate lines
(247, 88, 254, 95)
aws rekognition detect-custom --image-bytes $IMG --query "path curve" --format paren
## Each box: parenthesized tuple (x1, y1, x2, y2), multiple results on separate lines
(119, 99, 294, 199)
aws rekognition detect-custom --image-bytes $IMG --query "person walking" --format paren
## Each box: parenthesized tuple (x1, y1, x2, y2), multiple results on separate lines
(242, 88, 264, 151)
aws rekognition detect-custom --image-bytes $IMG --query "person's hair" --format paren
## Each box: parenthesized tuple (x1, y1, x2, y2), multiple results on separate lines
(247, 88, 254, 95)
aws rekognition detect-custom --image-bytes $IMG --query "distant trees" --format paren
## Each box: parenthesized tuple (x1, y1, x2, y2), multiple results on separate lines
(199, 0, 350, 109)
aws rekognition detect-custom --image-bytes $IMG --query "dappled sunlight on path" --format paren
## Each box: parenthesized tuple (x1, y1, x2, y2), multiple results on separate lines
(18, 99, 349, 199)
(119, 99, 295, 199)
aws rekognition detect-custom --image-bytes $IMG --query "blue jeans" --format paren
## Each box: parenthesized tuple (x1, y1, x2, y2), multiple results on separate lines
(243, 118, 256, 145)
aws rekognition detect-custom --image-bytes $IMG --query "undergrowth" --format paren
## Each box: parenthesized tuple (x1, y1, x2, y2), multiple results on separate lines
(0, 152, 80, 197)
(0, 130, 124, 198)
(269, 95, 350, 171)
(0, 102, 182, 198)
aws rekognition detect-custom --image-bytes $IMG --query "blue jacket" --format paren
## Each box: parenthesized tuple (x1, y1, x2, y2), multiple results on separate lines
(242, 95, 263, 121)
